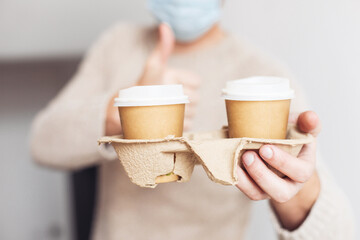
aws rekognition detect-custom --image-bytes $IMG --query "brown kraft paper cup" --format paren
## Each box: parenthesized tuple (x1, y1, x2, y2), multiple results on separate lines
(118, 104, 185, 139)
(222, 77, 295, 177)
(114, 85, 189, 183)
(225, 99, 291, 139)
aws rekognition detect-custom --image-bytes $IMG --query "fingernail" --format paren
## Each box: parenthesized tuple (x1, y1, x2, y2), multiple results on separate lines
(261, 146, 273, 159)
(243, 153, 254, 166)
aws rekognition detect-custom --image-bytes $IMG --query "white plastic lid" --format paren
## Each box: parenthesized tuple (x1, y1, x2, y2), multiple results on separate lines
(114, 84, 189, 107)
(222, 76, 295, 101)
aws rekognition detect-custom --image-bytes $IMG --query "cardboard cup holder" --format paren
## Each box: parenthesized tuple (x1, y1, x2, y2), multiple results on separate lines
(98, 124, 313, 188)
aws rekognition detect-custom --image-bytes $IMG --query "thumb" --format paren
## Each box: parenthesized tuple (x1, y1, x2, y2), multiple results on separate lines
(297, 111, 321, 137)
(149, 23, 175, 67)
(141, 23, 175, 85)
(157, 23, 175, 63)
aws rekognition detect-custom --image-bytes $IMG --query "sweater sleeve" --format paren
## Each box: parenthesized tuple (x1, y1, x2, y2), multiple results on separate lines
(30, 26, 120, 170)
(270, 158, 355, 240)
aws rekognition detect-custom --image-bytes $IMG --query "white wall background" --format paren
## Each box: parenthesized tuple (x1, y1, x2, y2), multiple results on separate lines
(1, 0, 359, 239)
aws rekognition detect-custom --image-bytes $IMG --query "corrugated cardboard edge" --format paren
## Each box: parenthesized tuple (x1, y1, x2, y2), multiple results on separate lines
(98, 124, 313, 188)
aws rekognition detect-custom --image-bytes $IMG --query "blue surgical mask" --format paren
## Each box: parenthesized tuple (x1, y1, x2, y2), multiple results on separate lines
(148, 0, 221, 43)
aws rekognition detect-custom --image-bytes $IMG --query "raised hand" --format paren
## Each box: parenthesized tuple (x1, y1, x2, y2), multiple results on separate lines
(137, 23, 201, 130)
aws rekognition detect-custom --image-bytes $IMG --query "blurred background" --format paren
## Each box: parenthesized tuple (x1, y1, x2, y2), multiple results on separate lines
(1, 0, 359, 239)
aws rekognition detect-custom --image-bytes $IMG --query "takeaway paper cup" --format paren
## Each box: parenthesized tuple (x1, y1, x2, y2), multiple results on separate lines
(222, 76, 295, 139)
(114, 84, 189, 183)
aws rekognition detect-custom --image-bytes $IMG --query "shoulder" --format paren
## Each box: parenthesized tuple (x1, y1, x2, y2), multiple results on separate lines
(103, 22, 153, 37)
(95, 22, 156, 49)
(83, 22, 156, 65)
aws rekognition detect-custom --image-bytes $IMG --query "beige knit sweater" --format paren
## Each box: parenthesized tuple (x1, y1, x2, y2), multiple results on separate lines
(30, 23, 354, 240)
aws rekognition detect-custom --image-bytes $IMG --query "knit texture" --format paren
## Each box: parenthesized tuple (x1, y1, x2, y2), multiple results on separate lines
(30, 23, 354, 240)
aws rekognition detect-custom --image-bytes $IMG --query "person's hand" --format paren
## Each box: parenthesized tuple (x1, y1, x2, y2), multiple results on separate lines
(235, 111, 321, 230)
(105, 24, 200, 135)
(105, 92, 122, 136)
(137, 23, 201, 130)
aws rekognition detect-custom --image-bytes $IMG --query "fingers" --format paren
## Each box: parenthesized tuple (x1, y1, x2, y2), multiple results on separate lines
(259, 145, 315, 183)
(185, 105, 196, 118)
(142, 25, 200, 130)
(186, 92, 199, 104)
(235, 165, 269, 201)
(183, 117, 193, 131)
(178, 73, 201, 88)
(163, 69, 201, 108)
(163, 69, 201, 88)
(297, 111, 321, 137)
(140, 24, 175, 85)
(150, 23, 175, 65)
(183, 104, 197, 131)
(157, 23, 175, 63)
(288, 111, 321, 137)
(141, 23, 200, 88)
(242, 151, 303, 203)
(297, 140, 317, 161)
